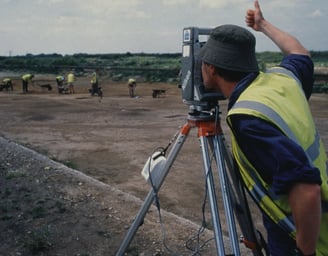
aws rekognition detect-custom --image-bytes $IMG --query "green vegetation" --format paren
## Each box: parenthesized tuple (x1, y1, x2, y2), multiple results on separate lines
(5, 169, 27, 179)
(0, 52, 181, 83)
(0, 51, 327, 91)
(22, 226, 52, 254)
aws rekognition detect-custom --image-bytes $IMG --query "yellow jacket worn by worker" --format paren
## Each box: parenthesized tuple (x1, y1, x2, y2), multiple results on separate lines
(22, 74, 34, 81)
(67, 73, 74, 84)
(21, 74, 34, 93)
(227, 69, 328, 255)
(3, 78, 11, 84)
(67, 72, 75, 94)
(2, 78, 13, 91)
(128, 78, 136, 85)
(56, 75, 64, 82)
(128, 78, 137, 98)
(91, 72, 98, 85)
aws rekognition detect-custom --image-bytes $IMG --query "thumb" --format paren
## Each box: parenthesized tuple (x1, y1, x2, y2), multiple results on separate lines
(254, 0, 260, 11)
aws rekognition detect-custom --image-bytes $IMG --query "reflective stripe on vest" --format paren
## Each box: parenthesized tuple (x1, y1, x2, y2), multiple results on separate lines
(232, 100, 320, 166)
(266, 67, 302, 89)
(234, 146, 297, 237)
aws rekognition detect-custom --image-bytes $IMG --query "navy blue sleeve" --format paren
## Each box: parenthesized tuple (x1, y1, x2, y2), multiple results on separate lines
(229, 115, 322, 195)
(280, 54, 314, 99)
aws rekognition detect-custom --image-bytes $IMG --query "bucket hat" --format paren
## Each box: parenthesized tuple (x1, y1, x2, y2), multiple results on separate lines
(199, 24, 259, 72)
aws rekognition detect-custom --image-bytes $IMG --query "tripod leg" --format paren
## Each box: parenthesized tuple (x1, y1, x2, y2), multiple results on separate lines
(116, 124, 191, 256)
(220, 135, 267, 256)
(199, 136, 226, 255)
(212, 135, 241, 255)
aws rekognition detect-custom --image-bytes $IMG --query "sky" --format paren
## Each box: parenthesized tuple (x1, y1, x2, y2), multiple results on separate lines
(0, 0, 327, 56)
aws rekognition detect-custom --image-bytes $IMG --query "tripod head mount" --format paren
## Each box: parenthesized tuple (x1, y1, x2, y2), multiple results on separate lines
(187, 104, 222, 123)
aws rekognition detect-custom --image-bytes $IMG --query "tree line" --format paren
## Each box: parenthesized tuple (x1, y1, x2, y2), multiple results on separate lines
(0, 52, 327, 91)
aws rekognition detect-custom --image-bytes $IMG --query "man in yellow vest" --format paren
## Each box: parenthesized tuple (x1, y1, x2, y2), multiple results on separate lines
(21, 74, 34, 93)
(67, 71, 75, 94)
(56, 75, 66, 94)
(128, 78, 137, 98)
(90, 71, 99, 96)
(199, 1, 327, 255)
(2, 78, 13, 91)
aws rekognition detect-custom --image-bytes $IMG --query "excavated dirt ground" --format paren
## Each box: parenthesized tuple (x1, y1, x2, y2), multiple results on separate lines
(0, 75, 327, 256)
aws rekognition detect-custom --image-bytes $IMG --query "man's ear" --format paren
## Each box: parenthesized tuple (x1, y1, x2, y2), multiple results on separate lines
(208, 64, 217, 76)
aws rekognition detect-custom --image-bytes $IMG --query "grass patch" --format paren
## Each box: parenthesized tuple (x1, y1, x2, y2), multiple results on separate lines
(54, 200, 67, 213)
(23, 227, 52, 254)
(30, 206, 46, 219)
(50, 157, 78, 170)
(1, 214, 13, 220)
(5, 169, 27, 179)
(62, 160, 78, 169)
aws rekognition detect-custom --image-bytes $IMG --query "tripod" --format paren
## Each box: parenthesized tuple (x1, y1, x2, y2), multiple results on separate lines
(116, 107, 268, 256)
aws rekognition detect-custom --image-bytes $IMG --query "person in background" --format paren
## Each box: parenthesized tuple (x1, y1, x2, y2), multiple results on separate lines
(199, 1, 327, 255)
(21, 74, 34, 93)
(56, 75, 66, 94)
(127, 78, 137, 98)
(2, 78, 13, 91)
(90, 71, 99, 96)
(67, 71, 75, 94)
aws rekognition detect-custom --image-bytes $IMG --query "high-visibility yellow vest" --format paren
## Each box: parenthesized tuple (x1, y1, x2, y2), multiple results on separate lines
(128, 78, 136, 85)
(22, 74, 33, 81)
(67, 73, 74, 83)
(227, 68, 328, 255)
(56, 76, 64, 81)
(90, 72, 98, 84)
(3, 78, 11, 83)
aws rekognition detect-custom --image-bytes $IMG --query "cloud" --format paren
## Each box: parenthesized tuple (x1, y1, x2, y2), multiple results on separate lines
(162, 0, 189, 5)
(310, 9, 323, 17)
(1, 0, 327, 55)
(199, 0, 246, 9)
(199, 0, 228, 8)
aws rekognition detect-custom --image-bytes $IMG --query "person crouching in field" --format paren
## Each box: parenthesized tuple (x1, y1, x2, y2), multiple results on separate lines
(21, 74, 34, 93)
(1, 78, 13, 91)
(56, 75, 66, 94)
(128, 78, 137, 98)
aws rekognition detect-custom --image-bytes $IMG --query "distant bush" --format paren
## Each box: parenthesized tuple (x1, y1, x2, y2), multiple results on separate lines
(0, 53, 181, 82)
(313, 83, 328, 93)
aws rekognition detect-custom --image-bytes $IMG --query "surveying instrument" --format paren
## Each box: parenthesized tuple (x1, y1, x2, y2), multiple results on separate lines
(116, 27, 268, 256)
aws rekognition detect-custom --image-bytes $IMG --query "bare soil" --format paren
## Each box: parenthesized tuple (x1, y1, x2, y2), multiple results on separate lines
(0, 76, 327, 256)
